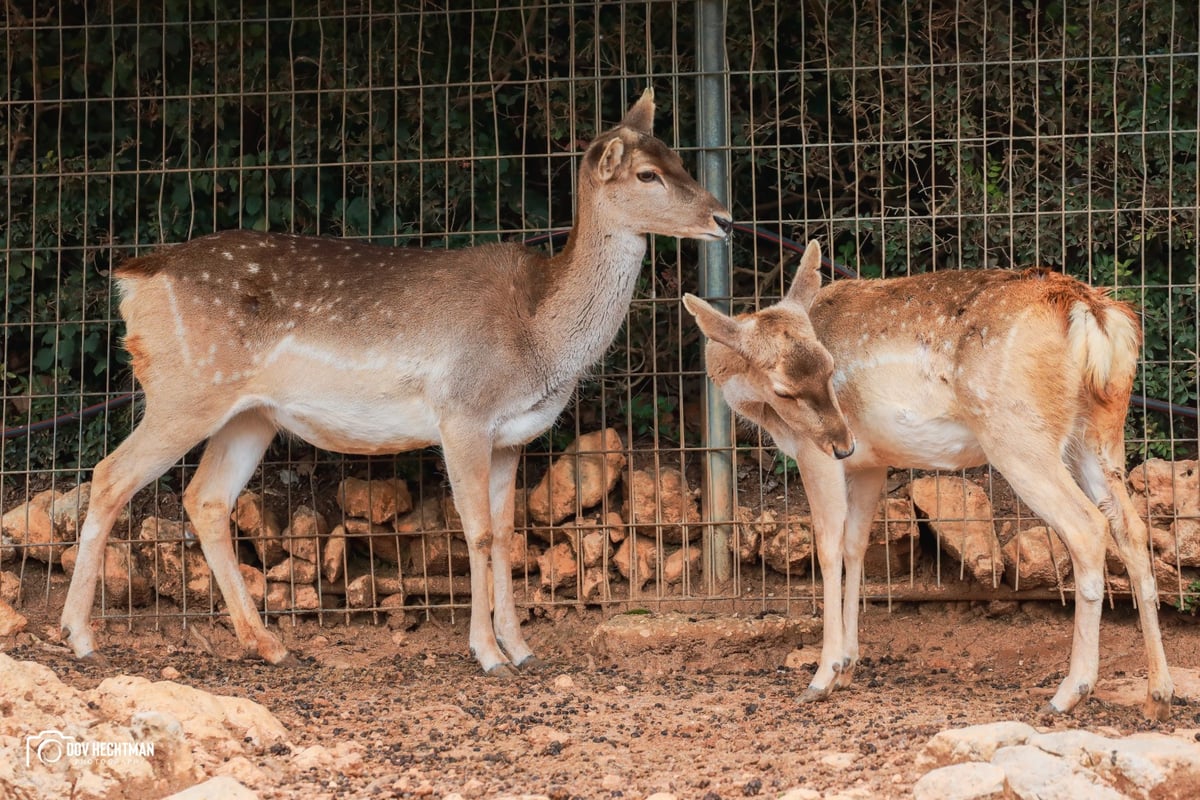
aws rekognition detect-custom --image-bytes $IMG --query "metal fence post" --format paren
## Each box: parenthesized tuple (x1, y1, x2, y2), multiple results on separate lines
(696, 0, 733, 587)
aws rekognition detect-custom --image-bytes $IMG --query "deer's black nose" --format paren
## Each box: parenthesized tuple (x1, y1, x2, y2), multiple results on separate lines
(833, 441, 855, 460)
(714, 215, 734, 235)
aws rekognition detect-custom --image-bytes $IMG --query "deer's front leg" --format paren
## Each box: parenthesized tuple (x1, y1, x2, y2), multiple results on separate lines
(834, 467, 888, 690)
(793, 447, 852, 702)
(440, 424, 513, 675)
(489, 444, 539, 668)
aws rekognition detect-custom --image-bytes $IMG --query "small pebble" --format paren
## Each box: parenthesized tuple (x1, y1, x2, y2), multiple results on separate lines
(161, 666, 182, 680)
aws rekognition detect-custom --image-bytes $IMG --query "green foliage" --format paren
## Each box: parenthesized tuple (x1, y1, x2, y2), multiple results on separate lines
(2, 0, 1196, 479)
(1176, 579, 1200, 615)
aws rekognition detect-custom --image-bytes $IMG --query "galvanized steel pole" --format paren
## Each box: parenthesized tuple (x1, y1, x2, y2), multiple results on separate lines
(696, 0, 734, 586)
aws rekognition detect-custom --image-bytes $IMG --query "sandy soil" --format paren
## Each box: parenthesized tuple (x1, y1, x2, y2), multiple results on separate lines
(7, 586, 1199, 799)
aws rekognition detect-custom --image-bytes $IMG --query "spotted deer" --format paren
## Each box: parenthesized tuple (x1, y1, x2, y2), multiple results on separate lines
(62, 89, 733, 674)
(683, 239, 1173, 720)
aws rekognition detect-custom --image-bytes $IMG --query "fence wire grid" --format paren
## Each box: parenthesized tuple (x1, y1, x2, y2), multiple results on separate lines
(2, 1, 1198, 636)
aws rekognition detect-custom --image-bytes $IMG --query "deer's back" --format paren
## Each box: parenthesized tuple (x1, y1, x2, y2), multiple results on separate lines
(114, 230, 555, 414)
(808, 268, 1134, 470)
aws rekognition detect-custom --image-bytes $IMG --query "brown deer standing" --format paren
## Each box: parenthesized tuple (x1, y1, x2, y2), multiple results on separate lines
(683, 239, 1173, 720)
(61, 89, 733, 674)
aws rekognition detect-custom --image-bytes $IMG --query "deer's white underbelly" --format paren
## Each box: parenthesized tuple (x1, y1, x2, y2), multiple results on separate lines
(850, 404, 987, 471)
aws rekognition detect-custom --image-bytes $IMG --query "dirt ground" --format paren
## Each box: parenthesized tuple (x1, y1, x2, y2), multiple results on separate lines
(7, 583, 1200, 800)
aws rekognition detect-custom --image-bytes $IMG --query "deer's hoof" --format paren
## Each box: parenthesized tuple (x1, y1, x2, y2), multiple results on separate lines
(78, 650, 109, 667)
(516, 655, 548, 672)
(267, 651, 299, 667)
(486, 662, 520, 679)
(1144, 693, 1173, 722)
(799, 685, 831, 704)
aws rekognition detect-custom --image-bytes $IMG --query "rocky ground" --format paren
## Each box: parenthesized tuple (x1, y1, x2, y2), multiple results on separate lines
(3, 584, 1200, 799)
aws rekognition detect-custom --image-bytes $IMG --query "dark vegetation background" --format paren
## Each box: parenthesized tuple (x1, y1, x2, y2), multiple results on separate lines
(2, 0, 1197, 484)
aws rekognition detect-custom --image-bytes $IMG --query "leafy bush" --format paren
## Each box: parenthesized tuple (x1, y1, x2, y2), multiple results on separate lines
(3, 0, 1195, 481)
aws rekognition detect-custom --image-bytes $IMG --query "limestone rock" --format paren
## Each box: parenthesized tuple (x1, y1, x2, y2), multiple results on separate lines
(61, 542, 153, 607)
(992, 743, 1126, 799)
(164, 776, 260, 800)
(409, 531, 471, 577)
(322, 526, 347, 582)
(623, 466, 700, 544)
(336, 477, 413, 524)
(238, 564, 266, 606)
(139, 517, 215, 608)
(0, 570, 18, 603)
(910, 476, 1003, 586)
(917, 721, 1038, 769)
(1155, 520, 1200, 568)
(265, 555, 319, 584)
(537, 541, 578, 591)
(47, 482, 91, 538)
(1, 492, 64, 563)
(914, 720, 1200, 800)
(0, 598, 27, 636)
(577, 526, 612, 568)
(913, 762, 1008, 800)
(761, 515, 814, 576)
(345, 516, 405, 563)
(662, 545, 701, 586)
(0, 652, 286, 800)
(613, 535, 657, 589)
(233, 492, 285, 568)
(345, 573, 404, 608)
(282, 505, 327, 563)
(864, 497, 919, 579)
(90, 673, 288, 749)
(733, 506, 778, 564)
(1002, 526, 1071, 590)
(265, 582, 320, 612)
(527, 428, 626, 525)
(1129, 458, 1199, 518)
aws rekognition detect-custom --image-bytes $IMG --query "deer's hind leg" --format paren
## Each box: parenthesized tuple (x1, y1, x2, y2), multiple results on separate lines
(987, 442, 1110, 715)
(1073, 423, 1173, 720)
(62, 406, 215, 659)
(182, 409, 287, 663)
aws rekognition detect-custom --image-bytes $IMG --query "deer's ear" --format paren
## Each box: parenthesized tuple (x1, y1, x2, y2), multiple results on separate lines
(786, 239, 824, 311)
(619, 87, 655, 135)
(683, 294, 742, 351)
(592, 137, 627, 183)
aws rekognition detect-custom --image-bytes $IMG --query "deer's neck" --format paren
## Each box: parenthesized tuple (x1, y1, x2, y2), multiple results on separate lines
(532, 204, 647, 387)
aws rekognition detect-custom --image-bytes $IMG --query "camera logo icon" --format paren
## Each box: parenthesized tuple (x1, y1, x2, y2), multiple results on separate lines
(25, 729, 77, 767)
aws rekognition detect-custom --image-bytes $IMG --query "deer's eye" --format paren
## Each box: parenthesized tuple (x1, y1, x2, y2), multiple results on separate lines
(773, 388, 795, 400)
(637, 170, 660, 184)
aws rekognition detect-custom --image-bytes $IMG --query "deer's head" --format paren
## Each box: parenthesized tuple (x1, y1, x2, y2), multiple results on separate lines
(581, 88, 732, 241)
(684, 240, 855, 461)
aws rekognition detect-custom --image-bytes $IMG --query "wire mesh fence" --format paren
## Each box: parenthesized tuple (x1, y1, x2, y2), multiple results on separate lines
(2, 2, 1197, 638)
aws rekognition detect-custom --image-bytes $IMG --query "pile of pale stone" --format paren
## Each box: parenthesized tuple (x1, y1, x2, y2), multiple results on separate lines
(911, 719, 1200, 800)
(1, 428, 1196, 619)
(0, 651, 358, 800)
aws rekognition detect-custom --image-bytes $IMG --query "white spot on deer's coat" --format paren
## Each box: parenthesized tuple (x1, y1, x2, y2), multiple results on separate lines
(164, 279, 193, 366)
(222, 251, 233, 260)
(248, 263, 260, 274)
(200, 271, 210, 281)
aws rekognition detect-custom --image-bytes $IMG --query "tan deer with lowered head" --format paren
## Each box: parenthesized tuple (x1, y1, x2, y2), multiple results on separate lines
(62, 89, 733, 674)
(684, 240, 1173, 720)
